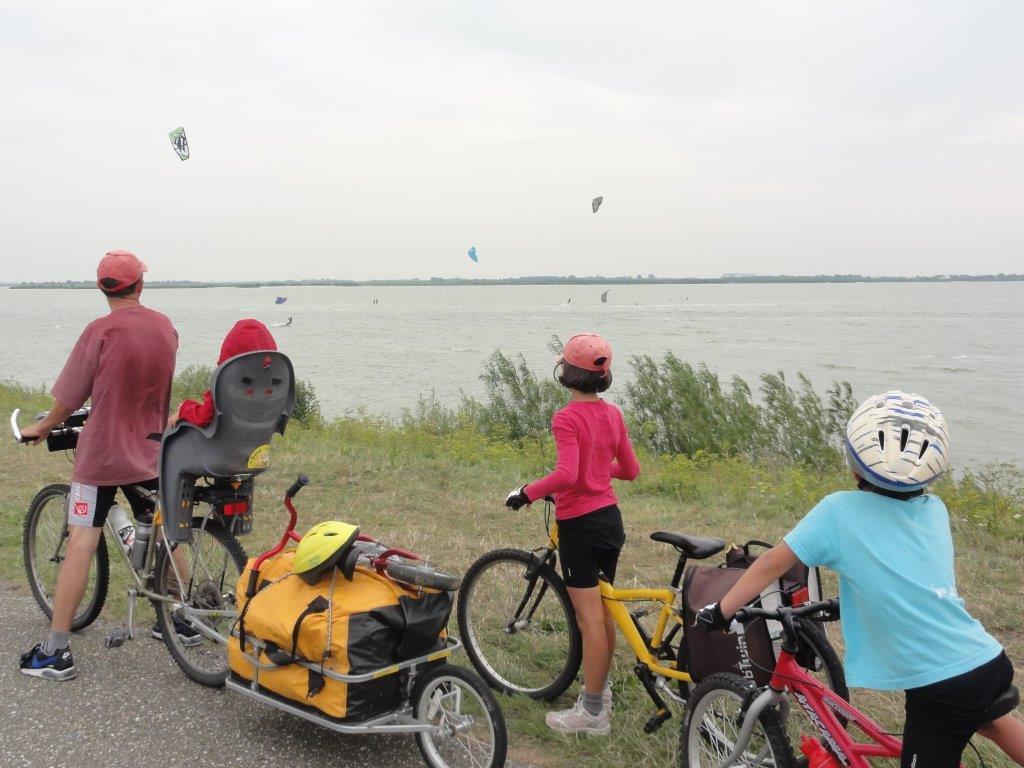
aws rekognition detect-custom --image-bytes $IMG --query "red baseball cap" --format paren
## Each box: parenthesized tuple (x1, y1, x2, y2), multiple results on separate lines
(560, 332, 612, 374)
(97, 250, 147, 293)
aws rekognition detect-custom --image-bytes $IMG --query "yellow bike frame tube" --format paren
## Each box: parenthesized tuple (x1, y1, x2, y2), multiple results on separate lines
(599, 582, 693, 683)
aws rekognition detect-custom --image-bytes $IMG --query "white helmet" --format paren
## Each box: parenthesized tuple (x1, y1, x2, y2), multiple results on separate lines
(845, 390, 951, 493)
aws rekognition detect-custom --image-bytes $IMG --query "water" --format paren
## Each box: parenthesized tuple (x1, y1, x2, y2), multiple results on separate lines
(2, 282, 1022, 469)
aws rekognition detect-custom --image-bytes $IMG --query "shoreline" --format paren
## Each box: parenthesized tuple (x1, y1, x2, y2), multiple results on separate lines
(6, 273, 1024, 289)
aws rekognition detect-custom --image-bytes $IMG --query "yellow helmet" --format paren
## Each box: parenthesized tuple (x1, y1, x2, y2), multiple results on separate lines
(294, 521, 361, 585)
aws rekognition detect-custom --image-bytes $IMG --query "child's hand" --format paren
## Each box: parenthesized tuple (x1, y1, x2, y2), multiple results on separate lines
(504, 486, 531, 510)
(166, 413, 179, 430)
(694, 602, 730, 632)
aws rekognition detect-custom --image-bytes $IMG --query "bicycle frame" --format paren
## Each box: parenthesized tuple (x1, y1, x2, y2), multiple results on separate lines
(726, 649, 901, 767)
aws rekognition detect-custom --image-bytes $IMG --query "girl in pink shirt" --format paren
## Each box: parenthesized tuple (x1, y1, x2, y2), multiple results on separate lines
(505, 333, 640, 736)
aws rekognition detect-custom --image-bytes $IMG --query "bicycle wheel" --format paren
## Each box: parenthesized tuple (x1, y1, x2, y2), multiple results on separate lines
(385, 561, 462, 592)
(22, 483, 109, 631)
(154, 516, 246, 687)
(456, 548, 581, 700)
(680, 672, 796, 768)
(786, 620, 848, 740)
(412, 663, 508, 768)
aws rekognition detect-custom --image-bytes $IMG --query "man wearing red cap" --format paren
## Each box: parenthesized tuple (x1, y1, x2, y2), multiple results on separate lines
(19, 251, 180, 681)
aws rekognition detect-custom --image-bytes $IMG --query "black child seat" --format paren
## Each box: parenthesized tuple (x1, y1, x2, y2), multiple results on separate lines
(650, 531, 726, 560)
(160, 351, 296, 543)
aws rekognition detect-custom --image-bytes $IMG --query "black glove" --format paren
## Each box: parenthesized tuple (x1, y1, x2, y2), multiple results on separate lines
(694, 602, 729, 632)
(504, 486, 531, 510)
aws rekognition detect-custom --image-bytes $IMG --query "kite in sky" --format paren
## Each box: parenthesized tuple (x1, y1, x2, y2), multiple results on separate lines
(169, 127, 189, 161)
(468, 246, 478, 263)
(592, 196, 603, 213)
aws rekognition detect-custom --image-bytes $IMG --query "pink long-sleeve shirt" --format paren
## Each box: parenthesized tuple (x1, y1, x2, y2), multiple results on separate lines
(524, 399, 641, 521)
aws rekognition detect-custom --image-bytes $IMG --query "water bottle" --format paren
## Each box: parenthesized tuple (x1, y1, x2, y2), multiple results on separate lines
(130, 522, 153, 570)
(107, 504, 135, 556)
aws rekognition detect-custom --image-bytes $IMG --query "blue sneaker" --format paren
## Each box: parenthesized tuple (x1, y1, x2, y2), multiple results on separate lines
(20, 643, 76, 681)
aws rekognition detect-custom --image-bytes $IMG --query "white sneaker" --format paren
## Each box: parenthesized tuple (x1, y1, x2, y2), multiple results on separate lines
(545, 696, 611, 736)
(602, 683, 613, 712)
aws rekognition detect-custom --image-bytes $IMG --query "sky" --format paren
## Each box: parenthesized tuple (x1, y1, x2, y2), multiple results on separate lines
(1, 1, 1022, 282)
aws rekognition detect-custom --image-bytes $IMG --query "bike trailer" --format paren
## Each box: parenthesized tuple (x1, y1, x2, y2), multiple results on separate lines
(228, 550, 452, 722)
(681, 565, 777, 687)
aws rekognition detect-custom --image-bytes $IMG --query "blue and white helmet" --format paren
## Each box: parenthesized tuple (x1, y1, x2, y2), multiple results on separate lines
(845, 391, 951, 492)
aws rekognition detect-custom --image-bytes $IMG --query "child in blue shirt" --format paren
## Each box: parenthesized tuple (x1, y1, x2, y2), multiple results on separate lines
(697, 391, 1023, 767)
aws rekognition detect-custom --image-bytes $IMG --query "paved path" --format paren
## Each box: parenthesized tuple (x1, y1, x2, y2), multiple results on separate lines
(2, 585, 524, 768)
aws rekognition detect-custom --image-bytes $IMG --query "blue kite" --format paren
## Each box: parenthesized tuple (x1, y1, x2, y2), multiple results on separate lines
(468, 246, 478, 263)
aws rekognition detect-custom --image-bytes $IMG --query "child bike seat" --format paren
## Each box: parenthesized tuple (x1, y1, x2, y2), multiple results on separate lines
(159, 351, 295, 543)
(984, 684, 1020, 725)
(650, 532, 726, 559)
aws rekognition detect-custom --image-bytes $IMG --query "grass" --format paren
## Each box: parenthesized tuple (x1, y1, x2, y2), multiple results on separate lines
(1, 380, 1021, 766)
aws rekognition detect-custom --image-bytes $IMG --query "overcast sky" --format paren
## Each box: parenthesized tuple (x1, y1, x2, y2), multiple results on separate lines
(1, 2, 1022, 282)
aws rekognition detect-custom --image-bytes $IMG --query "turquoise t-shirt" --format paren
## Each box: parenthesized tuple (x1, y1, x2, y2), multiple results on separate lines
(784, 490, 1002, 691)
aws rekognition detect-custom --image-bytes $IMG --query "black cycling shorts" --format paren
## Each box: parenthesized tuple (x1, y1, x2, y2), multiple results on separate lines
(901, 650, 1015, 768)
(67, 478, 159, 528)
(557, 504, 626, 588)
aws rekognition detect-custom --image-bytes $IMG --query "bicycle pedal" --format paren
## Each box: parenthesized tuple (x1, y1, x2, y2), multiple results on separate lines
(642, 708, 672, 734)
(104, 627, 132, 648)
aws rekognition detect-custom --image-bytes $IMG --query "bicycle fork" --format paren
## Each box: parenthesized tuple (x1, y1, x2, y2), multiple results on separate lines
(717, 687, 790, 768)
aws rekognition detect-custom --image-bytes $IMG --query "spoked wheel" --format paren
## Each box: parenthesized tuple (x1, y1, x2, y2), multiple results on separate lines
(154, 516, 246, 687)
(456, 548, 581, 700)
(412, 664, 508, 768)
(788, 621, 848, 739)
(22, 483, 109, 630)
(680, 673, 796, 768)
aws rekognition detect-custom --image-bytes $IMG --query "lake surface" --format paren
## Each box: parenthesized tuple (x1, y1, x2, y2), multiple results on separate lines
(2, 283, 1021, 469)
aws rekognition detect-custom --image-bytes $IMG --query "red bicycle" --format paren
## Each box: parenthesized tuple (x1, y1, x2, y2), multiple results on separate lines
(679, 599, 1015, 767)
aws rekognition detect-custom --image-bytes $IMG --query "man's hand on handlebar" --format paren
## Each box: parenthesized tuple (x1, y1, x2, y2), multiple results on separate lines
(17, 421, 47, 445)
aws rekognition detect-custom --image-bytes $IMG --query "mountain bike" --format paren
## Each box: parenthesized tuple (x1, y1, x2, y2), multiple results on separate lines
(457, 499, 846, 734)
(680, 600, 1020, 767)
(14, 407, 253, 684)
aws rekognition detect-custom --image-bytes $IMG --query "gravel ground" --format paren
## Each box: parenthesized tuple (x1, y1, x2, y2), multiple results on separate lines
(2, 584, 523, 768)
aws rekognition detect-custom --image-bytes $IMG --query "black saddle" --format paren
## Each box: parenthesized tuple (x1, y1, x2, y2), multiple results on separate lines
(650, 531, 726, 560)
(986, 685, 1020, 724)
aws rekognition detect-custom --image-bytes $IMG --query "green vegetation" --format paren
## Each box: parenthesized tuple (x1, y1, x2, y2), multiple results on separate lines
(1, 364, 1020, 767)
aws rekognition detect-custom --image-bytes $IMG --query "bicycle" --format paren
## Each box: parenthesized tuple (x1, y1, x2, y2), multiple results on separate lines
(680, 599, 1021, 767)
(457, 499, 846, 734)
(14, 407, 253, 684)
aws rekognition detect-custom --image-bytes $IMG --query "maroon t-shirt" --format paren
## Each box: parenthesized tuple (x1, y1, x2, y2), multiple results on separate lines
(52, 305, 178, 486)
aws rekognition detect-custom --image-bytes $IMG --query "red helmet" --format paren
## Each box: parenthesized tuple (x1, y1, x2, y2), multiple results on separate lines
(97, 250, 147, 293)
(561, 332, 612, 374)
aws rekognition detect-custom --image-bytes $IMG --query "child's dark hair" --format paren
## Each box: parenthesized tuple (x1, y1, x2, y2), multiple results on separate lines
(556, 361, 612, 394)
(856, 475, 924, 501)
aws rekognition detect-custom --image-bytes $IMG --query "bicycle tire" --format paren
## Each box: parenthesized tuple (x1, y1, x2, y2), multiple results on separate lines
(680, 672, 797, 767)
(412, 663, 508, 768)
(457, 548, 581, 700)
(154, 516, 247, 687)
(22, 483, 109, 631)
(796, 620, 848, 702)
(384, 561, 462, 592)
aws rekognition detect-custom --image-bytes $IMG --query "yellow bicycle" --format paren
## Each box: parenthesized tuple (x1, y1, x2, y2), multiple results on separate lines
(456, 499, 845, 734)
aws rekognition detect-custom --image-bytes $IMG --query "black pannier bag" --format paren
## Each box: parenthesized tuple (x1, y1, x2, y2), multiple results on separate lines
(681, 565, 777, 687)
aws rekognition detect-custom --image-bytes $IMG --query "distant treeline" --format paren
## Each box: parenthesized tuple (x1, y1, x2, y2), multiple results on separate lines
(7, 273, 1024, 289)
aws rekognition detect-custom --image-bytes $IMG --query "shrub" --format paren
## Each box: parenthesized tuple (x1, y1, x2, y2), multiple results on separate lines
(623, 354, 856, 468)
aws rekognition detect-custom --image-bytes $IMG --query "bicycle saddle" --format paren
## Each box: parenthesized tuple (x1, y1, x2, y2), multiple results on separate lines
(650, 532, 726, 559)
(985, 685, 1020, 724)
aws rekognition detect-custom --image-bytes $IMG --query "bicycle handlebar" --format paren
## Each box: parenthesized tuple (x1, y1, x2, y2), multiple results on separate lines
(10, 410, 31, 443)
(286, 474, 309, 499)
(734, 598, 840, 625)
